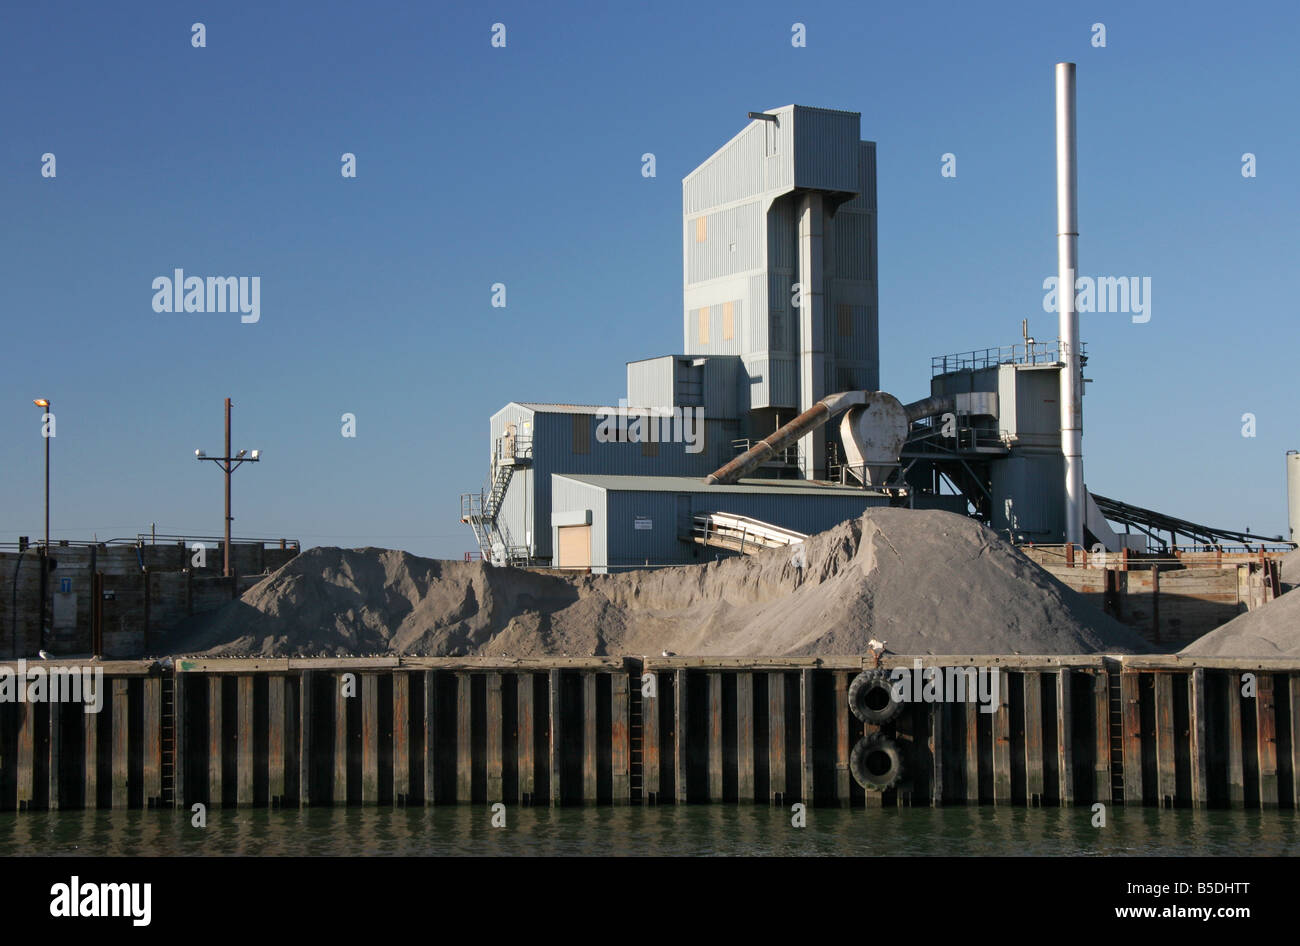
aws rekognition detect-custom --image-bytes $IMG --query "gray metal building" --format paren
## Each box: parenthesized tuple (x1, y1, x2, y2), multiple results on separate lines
(550, 474, 890, 572)
(464, 106, 884, 566)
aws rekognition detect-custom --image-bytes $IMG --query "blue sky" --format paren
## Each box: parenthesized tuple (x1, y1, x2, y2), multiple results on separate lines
(2, 0, 1296, 558)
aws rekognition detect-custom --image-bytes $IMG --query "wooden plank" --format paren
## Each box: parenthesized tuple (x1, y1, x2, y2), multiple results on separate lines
(392, 672, 410, 805)
(268, 675, 286, 806)
(1121, 672, 1143, 806)
(456, 673, 472, 803)
(208, 676, 222, 807)
(832, 672, 849, 807)
(237, 675, 254, 807)
(611, 672, 630, 805)
(674, 669, 688, 804)
(992, 674, 1012, 805)
(707, 672, 723, 801)
(1056, 670, 1073, 807)
(1291, 674, 1300, 810)
(84, 698, 98, 809)
(1189, 668, 1208, 808)
(548, 669, 562, 807)
(768, 671, 787, 805)
(517, 673, 535, 803)
(1154, 672, 1176, 808)
(361, 673, 379, 804)
(930, 700, 944, 807)
(423, 671, 437, 805)
(965, 697, 980, 805)
(642, 670, 660, 801)
(143, 675, 162, 808)
(1093, 671, 1111, 804)
(800, 669, 814, 805)
(16, 702, 35, 810)
(1226, 673, 1244, 808)
(112, 678, 129, 809)
(487, 672, 504, 804)
(1255, 672, 1278, 808)
(1024, 671, 1043, 806)
(582, 672, 597, 804)
(334, 673, 348, 805)
(48, 699, 61, 811)
(298, 671, 313, 807)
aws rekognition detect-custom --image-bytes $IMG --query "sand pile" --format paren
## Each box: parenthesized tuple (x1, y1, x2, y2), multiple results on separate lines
(1179, 587, 1300, 657)
(163, 508, 1152, 657)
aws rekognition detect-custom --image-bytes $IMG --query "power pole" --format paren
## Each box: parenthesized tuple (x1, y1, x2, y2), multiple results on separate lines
(196, 397, 261, 577)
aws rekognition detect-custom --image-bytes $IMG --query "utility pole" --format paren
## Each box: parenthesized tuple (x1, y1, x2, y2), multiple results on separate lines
(33, 398, 51, 652)
(196, 397, 261, 577)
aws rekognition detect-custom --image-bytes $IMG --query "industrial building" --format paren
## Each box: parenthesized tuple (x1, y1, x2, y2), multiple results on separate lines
(463, 88, 1292, 571)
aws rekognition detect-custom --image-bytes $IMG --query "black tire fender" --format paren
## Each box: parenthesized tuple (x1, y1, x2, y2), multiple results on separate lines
(848, 668, 903, 724)
(849, 732, 905, 791)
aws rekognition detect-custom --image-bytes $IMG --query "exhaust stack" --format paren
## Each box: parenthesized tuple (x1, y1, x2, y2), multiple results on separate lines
(1056, 62, 1084, 548)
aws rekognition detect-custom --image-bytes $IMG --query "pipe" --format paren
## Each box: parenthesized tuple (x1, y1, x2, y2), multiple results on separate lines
(903, 394, 955, 424)
(706, 391, 953, 486)
(706, 391, 864, 485)
(1056, 62, 1084, 548)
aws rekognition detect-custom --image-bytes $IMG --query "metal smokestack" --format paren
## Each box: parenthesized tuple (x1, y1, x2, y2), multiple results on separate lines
(1056, 62, 1084, 548)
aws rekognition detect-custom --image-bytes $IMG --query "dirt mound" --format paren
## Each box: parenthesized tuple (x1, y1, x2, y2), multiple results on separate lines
(162, 508, 1152, 657)
(1179, 589, 1300, 657)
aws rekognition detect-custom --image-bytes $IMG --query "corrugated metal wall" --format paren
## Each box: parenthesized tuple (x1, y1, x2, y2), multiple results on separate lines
(600, 487, 890, 570)
(991, 454, 1066, 541)
(793, 107, 861, 193)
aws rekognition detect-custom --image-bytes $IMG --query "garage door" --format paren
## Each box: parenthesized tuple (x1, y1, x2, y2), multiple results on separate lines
(556, 525, 592, 569)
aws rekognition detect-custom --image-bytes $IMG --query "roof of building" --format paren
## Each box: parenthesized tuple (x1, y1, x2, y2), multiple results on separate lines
(509, 402, 695, 417)
(554, 473, 885, 497)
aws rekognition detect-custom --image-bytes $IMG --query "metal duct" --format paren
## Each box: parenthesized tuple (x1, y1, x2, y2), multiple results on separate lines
(1056, 61, 1085, 548)
(705, 391, 953, 486)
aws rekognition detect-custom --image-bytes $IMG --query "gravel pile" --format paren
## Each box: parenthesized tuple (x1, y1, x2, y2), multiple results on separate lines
(163, 508, 1152, 657)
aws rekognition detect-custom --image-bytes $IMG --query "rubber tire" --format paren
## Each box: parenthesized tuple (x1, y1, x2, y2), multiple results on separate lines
(850, 732, 905, 791)
(848, 668, 903, 724)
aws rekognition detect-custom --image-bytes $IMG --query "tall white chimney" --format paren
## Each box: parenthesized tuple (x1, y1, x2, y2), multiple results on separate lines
(1056, 62, 1084, 548)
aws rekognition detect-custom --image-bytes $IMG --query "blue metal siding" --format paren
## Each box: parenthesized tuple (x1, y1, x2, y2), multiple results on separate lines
(602, 487, 888, 570)
(793, 107, 860, 193)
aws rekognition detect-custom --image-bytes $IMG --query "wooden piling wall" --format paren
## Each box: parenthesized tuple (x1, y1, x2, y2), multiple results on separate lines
(2, 655, 1298, 811)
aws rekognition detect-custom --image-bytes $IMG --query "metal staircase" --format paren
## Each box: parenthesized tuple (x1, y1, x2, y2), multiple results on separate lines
(460, 435, 532, 566)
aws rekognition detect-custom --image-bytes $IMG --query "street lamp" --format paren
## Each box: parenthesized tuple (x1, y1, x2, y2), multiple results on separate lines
(33, 398, 51, 652)
(195, 397, 261, 577)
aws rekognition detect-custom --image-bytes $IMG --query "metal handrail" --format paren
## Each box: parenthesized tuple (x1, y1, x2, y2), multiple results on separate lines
(931, 341, 1088, 376)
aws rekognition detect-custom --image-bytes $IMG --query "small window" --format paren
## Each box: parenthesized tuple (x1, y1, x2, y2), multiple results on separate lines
(642, 438, 658, 458)
(722, 301, 735, 340)
(698, 306, 710, 345)
(695, 216, 707, 243)
(838, 304, 853, 338)
(572, 414, 590, 454)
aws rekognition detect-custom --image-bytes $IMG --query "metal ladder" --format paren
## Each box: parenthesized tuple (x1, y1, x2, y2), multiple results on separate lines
(1107, 667, 1124, 802)
(629, 678, 643, 803)
(160, 673, 176, 807)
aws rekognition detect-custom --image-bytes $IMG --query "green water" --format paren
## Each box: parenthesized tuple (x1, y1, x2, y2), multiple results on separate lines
(2, 806, 1296, 856)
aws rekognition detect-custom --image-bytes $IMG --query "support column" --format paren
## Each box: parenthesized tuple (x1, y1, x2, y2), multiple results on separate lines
(796, 192, 826, 480)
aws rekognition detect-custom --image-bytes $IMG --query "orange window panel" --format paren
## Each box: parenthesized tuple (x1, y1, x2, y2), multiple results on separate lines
(722, 301, 735, 340)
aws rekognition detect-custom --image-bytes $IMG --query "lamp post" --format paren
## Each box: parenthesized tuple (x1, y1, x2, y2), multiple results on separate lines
(33, 398, 51, 652)
(195, 397, 261, 577)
